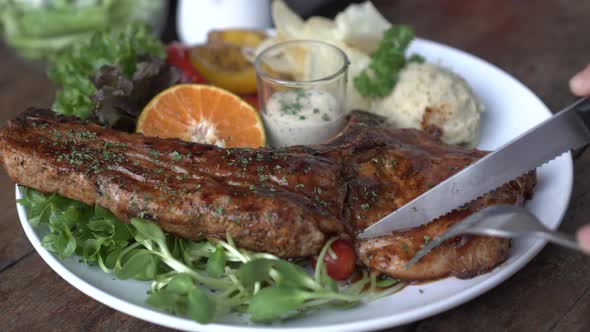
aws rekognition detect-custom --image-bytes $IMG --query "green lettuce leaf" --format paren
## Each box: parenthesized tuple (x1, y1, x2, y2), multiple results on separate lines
(18, 186, 132, 264)
(47, 23, 165, 119)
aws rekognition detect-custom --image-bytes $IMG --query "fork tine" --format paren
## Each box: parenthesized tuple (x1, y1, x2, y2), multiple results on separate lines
(404, 206, 503, 269)
(405, 234, 449, 269)
(405, 222, 468, 269)
(406, 204, 585, 270)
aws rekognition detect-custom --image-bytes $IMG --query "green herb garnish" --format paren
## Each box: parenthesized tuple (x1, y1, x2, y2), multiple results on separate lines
(148, 149, 160, 159)
(400, 242, 409, 253)
(19, 187, 405, 324)
(353, 25, 424, 97)
(170, 151, 183, 162)
(48, 24, 165, 119)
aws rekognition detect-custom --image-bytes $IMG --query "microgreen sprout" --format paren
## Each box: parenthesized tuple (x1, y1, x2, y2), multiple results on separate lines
(19, 186, 406, 324)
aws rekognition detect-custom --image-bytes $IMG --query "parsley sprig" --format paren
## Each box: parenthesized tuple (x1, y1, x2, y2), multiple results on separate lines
(353, 25, 424, 97)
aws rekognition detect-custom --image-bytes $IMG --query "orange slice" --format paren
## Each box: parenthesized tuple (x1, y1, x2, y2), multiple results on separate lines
(137, 84, 265, 148)
(190, 43, 258, 95)
(189, 30, 268, 95)
(207, 29, 267, 48)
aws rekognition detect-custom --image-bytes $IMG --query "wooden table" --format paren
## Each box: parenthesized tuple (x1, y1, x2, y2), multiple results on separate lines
(1, 1, 589, 331)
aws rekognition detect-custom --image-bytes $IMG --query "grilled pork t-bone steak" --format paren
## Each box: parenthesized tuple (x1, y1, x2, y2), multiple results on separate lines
(0, 109, 535, 280)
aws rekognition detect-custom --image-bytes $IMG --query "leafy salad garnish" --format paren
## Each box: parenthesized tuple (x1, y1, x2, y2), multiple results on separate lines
(19, 187, 404, 323)
(353, 25, 424, 97)
(0, 0, 163, 59)
(47, 24, 181, 130)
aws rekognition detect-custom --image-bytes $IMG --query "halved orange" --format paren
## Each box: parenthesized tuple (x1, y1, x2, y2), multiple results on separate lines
(207, 29, 267, 48)
(190, 43, 258, 94)
(189, 30, 268, 95)
(137, 84, 265, 148)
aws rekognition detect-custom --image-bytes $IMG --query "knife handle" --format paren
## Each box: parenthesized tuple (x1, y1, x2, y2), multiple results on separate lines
(574, 97, 590, 127)
(572, 97, 590, 158)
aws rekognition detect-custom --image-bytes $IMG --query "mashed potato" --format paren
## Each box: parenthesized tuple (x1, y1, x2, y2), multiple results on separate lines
(371, 62, 484, 148)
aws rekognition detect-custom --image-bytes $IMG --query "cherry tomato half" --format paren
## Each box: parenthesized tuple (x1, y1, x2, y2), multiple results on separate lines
(165, 42, 186, 63)
(166, 43, 206, 84)
(313, 239, 356, 280)
(241, 94, 259, 110)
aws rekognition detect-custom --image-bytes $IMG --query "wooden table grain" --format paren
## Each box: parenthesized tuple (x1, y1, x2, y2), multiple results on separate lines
(1, 1, 590, 331)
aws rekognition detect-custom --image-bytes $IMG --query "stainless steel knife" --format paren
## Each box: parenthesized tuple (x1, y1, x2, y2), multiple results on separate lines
(356, 97, 590, 240)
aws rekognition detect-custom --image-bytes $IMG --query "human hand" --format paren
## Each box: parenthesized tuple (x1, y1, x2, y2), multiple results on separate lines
(578, 225, 590, 254)
(570, 64, 590, 253)
(570, 64, 590, 96)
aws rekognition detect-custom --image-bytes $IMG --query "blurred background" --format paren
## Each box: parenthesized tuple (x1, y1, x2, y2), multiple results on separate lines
(0, 0, 361, 61)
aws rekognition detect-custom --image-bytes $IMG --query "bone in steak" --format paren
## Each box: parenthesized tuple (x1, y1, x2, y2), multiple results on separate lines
(0, 109, 535, 280)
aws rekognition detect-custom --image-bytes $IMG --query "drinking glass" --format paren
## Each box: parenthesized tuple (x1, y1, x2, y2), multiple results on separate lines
(254, 40, 349, 147)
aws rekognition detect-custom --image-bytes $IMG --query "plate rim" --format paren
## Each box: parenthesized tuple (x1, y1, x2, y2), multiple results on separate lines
(15, 37, 574, 332)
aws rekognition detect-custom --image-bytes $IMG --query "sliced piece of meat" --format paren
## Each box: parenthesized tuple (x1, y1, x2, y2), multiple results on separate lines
(356, 177, 534, 280)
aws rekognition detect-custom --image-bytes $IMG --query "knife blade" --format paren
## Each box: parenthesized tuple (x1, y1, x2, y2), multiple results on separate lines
(357, 97, 590, 240)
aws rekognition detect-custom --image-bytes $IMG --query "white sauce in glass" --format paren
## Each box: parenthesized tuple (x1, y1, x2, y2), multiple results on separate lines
(262, 89, 345, 147)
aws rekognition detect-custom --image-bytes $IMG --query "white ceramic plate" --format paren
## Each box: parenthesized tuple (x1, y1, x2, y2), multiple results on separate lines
(16, 38, 573, 332)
